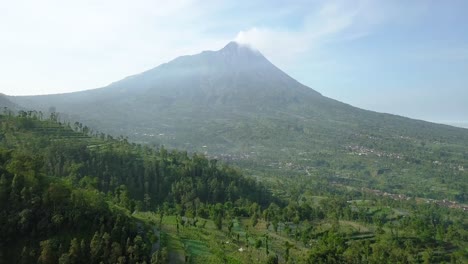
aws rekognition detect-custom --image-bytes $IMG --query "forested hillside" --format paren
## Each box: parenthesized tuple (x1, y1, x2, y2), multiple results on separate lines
(0, 110, 467, 263)
(0, 110, 275, 263)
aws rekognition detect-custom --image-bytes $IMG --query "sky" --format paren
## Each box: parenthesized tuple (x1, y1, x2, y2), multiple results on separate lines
(1, 0, 467, 124)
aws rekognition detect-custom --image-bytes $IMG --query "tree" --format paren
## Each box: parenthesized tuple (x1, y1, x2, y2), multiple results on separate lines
(151, 247, 169, 264)
(0, 174, 9, 207)
(284, 241, 293, 263)
(266, 254, 279, 264)
(38, 240, 56, 264)
(250, 212, 259, 227)
(19, 246, 34, 264)
(90, 232, 103, 263)
(265, 234, 270, 256)
(102, 232, 111, 260)
(58, 253, 71, 264)
(307, 231, 346, 264)
(422, 248, 434, 264)
(109, 242, 122, 263)
(255, 239, 262, 249)
(212, 203, 224, 230)
(132, 235, 146, 261)
(67, 238, 81, 263)
(228, 220, 234, 234)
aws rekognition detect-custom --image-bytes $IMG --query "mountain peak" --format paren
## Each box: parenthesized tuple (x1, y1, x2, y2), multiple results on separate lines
(219, 41, 261, 57)
(223, 41, 241, 49)
(222, 41, 247, 50)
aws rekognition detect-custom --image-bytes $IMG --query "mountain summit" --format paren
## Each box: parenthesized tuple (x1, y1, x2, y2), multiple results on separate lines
(8, 41, 468, 162)
(217, 41, 266, 66)
(219, 41, 260, 56)
(12, 41, 321, 109)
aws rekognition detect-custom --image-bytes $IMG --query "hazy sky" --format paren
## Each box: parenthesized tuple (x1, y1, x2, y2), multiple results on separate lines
(1, 0, 467, 123)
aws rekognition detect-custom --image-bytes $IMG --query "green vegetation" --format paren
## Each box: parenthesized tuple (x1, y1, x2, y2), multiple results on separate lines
(10, 42, 468, 204)
(0, 111, 274, 263)
(0, 110, 466, 263)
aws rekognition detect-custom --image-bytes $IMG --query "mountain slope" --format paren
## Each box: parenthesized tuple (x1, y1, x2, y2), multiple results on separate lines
(2, 113, 467, 264)
(0, 112, 282, 263)
(8, 41, 468, 201)
(11, 42, 467, 146)
(0, 94, 20, 111)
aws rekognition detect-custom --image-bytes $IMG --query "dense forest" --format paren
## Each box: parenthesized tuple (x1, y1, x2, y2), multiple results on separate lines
(0, 110, 275, 263)
(0, 110, 467, 263)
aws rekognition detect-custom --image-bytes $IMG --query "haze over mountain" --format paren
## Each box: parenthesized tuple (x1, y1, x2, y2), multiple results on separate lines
(9, 40, 467, 142)
(11, 42, 320, 109)
(6, 41, 468, 200)
(9, 41, 340, 147)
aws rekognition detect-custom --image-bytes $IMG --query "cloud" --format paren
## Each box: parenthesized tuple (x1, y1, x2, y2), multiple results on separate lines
(235, 27, 311, 65)
(233, 0, 390, 67)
